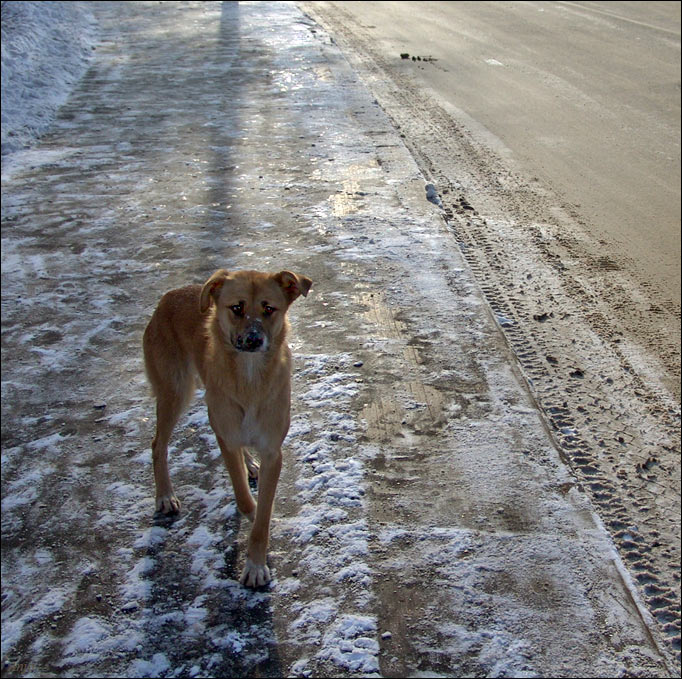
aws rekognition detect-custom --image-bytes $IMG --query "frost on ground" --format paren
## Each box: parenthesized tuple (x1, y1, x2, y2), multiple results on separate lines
(0, 2, 674, 678)
(300, 2, 681, 668)
(1, 1, 98, 160)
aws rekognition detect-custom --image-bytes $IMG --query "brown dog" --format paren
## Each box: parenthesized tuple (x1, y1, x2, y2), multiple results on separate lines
(143, 268, 312, 587)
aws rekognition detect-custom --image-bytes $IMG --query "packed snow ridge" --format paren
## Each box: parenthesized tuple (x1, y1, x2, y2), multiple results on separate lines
(1, 0, 98, 156)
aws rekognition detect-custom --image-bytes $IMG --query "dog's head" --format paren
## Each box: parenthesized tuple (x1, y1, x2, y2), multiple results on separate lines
(200, 269, 312, 353)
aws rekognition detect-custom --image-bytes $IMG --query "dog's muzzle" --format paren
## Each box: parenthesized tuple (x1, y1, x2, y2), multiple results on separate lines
(235, 323, 267, 352)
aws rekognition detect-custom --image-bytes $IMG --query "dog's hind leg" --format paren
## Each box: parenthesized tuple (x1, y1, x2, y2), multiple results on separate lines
(218, 438, 257, 520)
(151, 391, 187, 514)
(148, 363, 195, 515)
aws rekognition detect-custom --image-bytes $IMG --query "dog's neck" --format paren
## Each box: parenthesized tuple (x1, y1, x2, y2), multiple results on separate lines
(235, 350, 267, 384)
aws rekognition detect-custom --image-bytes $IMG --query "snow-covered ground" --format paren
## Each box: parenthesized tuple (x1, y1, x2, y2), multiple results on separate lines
(1, 1, 98, 160)
(1, 2, 675, 677)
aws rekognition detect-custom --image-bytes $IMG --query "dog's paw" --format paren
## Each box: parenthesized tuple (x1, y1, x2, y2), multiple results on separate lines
(243, 450, 260, 479)
(240, 507, 256, 523)
(240, 558, 271, 588)
(155, 494, 181, 514)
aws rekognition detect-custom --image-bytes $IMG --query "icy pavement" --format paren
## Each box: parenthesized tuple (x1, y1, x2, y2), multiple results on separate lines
(0, 2, 674, 677)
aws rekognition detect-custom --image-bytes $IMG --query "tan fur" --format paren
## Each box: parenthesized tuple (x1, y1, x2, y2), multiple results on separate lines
(143, 268, 312, 587)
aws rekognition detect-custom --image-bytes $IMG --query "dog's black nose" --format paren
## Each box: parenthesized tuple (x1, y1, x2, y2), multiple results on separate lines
(244, 332, 263, 351)
(238, 329, 264, 352)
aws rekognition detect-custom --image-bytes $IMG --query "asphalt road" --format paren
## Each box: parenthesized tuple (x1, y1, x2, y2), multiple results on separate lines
(312, 0, 681, 302)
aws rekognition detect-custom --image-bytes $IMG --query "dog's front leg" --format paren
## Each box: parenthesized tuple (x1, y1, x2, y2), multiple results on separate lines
(240, 448, 282, 588)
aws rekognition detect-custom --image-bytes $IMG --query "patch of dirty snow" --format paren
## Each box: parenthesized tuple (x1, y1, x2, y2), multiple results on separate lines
(1, 1, 98, 170)
(282, 351, 380, 674)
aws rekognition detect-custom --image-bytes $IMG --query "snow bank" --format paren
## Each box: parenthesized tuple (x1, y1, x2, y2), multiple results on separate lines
(1, 0, 98, 156)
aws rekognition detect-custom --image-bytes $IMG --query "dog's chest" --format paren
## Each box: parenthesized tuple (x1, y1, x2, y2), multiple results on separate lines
(240, 405, 267, 449)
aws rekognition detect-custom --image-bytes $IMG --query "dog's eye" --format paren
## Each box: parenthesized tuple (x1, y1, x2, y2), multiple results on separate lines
(230, 303, 245, 317)
(263, 305, 277, 317)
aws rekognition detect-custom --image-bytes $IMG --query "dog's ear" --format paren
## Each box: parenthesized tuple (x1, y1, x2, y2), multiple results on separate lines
(200, 269, 230, 313)
(274, 270, 312, 304)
